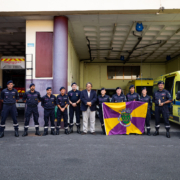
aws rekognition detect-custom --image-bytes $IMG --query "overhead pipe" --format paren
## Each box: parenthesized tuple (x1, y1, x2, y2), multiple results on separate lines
(105, 53, 147, 61)
(129, 53, 148, 58)
(123, 31, 142, 64)
(82, 30, 162, 63)
(86, 37, 92, 61)
(91, 48, 113, 51)
(80, 37, 113, 61)
(135, 41, 161, 50)
(84, 61, 163, 64)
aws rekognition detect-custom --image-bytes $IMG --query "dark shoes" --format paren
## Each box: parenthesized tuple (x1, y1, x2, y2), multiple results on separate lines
(153, 130, 159, 136)
(22, 130, 28, 137)
(153, 129, 170, 138)
(15, 129, 19, 137)
(42, 130, 48, 136)
(35, 129, 41, 136)
(64, 129, 69, 135)
(69, 127, 73, 134)
(81, 132, 87, 135)
(91, 132, 96, 135)
(101, 126, 106, 135)
(0, 131, 4, 138)
(147, 129, 151, 136)
(166, 131, 170, 138)
(51, 129, 56, 135)
(81, 132, 96, 135)
(77, 126, 81, 134)
(56, 130, 60, 135)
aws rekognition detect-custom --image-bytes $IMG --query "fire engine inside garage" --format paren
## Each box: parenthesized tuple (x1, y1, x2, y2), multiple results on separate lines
(0, 17, 26, 115)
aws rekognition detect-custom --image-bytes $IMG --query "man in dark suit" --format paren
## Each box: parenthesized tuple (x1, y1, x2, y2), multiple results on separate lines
(80, 82, 97, 135)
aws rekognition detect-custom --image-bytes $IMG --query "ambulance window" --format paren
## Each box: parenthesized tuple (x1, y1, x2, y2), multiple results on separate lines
(175, 81, 180, 94)
(165, 76, 174, 93)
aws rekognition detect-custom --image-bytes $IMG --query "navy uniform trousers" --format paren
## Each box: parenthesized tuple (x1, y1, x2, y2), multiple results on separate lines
(57, 108, 68, 129)
(99, 108, 104, 125)
(0, 104, 18, 131)
(69, 104, 80, 126)
(24, 105, 39, 128)
(155, 105, 170, 130)
(44, 108, 55, 128)
(145, 108, 151, 128)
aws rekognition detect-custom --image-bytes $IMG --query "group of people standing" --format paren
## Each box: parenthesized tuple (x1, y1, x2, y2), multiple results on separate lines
(0, 80, 172, 138)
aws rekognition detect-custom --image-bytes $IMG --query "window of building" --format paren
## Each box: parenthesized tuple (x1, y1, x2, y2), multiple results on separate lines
(107, 66, 140, 80)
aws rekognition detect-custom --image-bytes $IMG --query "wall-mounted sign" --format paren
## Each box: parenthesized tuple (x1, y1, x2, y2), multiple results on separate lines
(1, 56, 25, 69)
(27, 43, 34, 47)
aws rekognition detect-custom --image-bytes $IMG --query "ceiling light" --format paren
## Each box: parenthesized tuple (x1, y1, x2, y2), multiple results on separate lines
(136, 22, 144, 32)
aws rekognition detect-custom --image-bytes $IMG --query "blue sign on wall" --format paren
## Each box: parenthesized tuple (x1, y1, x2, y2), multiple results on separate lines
(27, 43, 34, 47)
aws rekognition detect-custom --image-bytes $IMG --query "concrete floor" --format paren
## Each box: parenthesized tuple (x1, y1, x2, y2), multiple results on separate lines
(1, 112, 180, 180)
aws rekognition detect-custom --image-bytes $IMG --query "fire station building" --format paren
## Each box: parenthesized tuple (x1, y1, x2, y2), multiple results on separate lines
(0, 0, 180, 126)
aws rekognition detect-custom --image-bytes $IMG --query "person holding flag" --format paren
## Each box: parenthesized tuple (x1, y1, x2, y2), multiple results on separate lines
(111, 87, 126, 102)
(139, 87, 152, 136)
(97, 88, 110, 135)
(126, 85, 140, 102)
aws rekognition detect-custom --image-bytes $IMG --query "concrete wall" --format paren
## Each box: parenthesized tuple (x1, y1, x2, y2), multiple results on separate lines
(166, 57, 180, 74)
(26, 20, 54, 80)
(68, 35, 80, 87)
(80, 63, 166, 90)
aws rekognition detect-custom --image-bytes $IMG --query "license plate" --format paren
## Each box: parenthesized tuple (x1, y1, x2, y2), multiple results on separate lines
(16, 103, 25, 108)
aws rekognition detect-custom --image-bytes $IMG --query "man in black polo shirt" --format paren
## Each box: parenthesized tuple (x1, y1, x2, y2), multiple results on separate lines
(41, 87, 57, 136)
(153, 81, 172, 138)
(0, 80, 19, 138)
(68, 82, 81, 134)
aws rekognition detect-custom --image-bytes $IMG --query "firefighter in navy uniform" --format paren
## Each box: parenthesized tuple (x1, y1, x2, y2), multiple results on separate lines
(97, 88, 110, 135)
(68, 82, 81, 134)
(111, 87, 126, 103)
(139, 87, 152, 136)
(153, 81, 172, 138)
(22, 83, 41, 137)
(41, 87, 56, 136)
(56, 87, 69, 135)
(126, 85, 140, 102)
(0, 80, 19, 138)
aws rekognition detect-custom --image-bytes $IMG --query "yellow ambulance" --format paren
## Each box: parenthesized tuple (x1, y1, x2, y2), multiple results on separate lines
(152, 71, 180, 124)
(125, 78, 154, 96)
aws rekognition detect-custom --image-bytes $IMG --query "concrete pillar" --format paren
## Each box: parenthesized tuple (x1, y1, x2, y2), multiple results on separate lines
(53, 16, 68, 94)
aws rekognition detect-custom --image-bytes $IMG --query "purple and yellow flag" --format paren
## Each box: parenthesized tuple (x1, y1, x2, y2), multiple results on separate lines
(103, 101, 148, 135)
